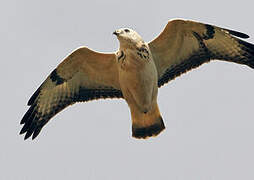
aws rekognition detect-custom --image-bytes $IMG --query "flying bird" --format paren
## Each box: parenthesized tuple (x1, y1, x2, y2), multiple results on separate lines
(20, 19, 254, 140)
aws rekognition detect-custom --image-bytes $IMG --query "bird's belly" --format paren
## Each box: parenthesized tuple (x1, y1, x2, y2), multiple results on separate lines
(119, 62, 158, 113)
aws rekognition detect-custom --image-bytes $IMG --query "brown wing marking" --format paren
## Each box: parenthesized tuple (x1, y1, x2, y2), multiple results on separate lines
(148, 19, 254, 87)
(20, 82, 122, 140)
(158, 31, 211, 87)
(20, 47, 122, 140)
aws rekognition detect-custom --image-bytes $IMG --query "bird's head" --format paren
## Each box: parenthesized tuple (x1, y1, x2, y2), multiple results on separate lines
(113, 28, 144, 49)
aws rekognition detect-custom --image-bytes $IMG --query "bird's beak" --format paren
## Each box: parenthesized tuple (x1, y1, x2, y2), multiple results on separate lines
(113, 31, 118, 36)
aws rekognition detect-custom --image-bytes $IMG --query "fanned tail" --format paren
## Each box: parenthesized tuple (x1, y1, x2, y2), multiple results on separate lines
(131, 103, 165, 139)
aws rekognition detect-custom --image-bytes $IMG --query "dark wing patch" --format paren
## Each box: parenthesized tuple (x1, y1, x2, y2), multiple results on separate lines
(49, 69, 66, 85)
(27, 69, 65, 106)
(203, 24, 215, 40)
(20, 85, 123, 140)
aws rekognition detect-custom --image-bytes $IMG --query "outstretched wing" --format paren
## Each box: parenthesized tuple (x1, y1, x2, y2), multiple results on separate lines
(148, 19, 254, 87)
(20, 47, 122, 140)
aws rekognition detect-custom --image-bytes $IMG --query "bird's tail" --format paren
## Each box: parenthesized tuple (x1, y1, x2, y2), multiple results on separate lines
(131, 103, 165, 139)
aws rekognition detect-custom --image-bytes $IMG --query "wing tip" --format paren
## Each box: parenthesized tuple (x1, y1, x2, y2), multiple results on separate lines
(21, 126, 40, 140)
(223, 28, 250, 39)
(20, 103, 42, 140)
(24, 133, 31, 140)
(20, 130, 40, 140)
(27, 87, 41, 106)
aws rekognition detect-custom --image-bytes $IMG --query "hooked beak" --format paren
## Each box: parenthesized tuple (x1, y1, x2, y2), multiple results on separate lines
(113, 31, 118, 36)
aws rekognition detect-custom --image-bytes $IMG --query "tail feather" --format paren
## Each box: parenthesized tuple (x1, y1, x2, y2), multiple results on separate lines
(132, 116, 165, 139)
(131, 103, 165, 139)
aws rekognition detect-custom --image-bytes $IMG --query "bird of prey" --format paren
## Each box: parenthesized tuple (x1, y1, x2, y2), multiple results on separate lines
(20, 19, 254, 140)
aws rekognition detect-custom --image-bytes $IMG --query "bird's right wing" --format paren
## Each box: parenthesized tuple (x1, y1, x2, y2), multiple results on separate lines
(20, 47, 122, 140)
(148, 19, 254, 87)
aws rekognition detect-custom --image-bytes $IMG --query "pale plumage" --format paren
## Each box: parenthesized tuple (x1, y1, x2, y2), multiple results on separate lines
(20, 19, 254, 140)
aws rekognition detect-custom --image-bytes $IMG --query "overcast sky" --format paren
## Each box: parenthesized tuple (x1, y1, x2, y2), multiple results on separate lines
(2, 0, 254, 179)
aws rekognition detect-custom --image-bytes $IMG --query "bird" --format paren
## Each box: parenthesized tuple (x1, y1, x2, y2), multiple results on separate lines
(20, 19, 254, 140)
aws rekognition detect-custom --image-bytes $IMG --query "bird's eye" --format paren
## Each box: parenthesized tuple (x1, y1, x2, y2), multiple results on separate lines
(124, 29, 130, 33)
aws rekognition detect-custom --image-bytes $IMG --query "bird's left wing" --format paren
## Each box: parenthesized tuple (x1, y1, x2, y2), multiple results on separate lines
(20, 47, 122, 140)
(148, 19, 254, 87)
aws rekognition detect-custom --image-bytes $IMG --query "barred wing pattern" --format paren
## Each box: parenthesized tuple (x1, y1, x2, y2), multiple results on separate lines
(148, 19, 254, 87)
(20, 47, 122, 140)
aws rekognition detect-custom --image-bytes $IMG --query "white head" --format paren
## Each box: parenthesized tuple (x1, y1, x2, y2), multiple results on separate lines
(113, 28, 144, 49)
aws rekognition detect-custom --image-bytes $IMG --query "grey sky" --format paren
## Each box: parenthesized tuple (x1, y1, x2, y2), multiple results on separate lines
(2, 0, 254, 179)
